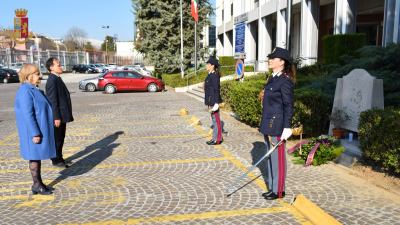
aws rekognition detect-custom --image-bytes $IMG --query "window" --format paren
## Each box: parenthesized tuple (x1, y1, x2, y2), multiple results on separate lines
(222, 9, 224, 21)
(126, 72, 141, 78)
(231, 4, 233, 16)
(112, 72, 125, 78)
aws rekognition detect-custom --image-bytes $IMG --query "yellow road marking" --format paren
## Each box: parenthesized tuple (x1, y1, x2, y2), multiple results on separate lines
(0, 195, 54, 208)
(183, 114, 311, 224)
(60, 207, 289, 225)
(0, 157, 230, 174)
(0, 132, 18, 145)
(0, 187, 30, 193)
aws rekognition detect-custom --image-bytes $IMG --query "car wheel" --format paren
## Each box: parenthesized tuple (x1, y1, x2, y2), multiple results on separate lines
(3, 78, 8, 84)
(86, 83, 96, 92)
(105, 84, 116, 94)
(85, 70, 89, 74)
(147, 83, 158, 92)
(72, 70, 76, 74)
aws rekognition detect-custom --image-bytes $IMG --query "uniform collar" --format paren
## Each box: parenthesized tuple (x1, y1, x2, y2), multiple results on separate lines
(272, 71, 283, 77)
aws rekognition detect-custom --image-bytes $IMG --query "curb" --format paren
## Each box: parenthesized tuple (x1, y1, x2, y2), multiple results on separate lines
(292, 194, 342, 225)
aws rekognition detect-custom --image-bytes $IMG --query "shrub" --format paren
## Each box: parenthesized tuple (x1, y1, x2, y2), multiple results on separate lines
(292, 88, 332, 137)
(227, 80, 265, 126)
(219, 56, 236, 66)
(293, 136, 344, 166)
(359, 107, 400, 174)
(322, 33, 367, 64)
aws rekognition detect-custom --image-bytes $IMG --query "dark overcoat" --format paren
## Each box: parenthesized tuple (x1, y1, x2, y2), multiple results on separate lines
(260, 74, 294, 136)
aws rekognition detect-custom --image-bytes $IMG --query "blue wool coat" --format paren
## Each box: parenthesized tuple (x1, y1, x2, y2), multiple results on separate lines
(15, 83, 56, 160)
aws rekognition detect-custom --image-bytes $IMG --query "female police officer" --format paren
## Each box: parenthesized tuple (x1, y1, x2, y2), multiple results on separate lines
(204, 57, 223, 145)
(260, 47, 295, 200)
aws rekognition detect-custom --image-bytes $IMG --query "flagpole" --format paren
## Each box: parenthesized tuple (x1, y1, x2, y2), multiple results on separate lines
(195, 21, 197, 77)
(180, 0, 184, 78)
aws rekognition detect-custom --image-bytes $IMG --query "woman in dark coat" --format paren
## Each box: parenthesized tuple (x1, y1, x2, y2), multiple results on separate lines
(260, 47, 295, 200)
(15, 64, 56, 195)
(204, 57, 223, 145)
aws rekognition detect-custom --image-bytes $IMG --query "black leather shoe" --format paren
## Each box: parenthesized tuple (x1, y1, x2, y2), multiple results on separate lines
(206, 140, 215, 145)
(207, 140, 223, 145)
(32, 185, 53, 195)
(261, 191, 272, 198)
(264, 192, 285, 200)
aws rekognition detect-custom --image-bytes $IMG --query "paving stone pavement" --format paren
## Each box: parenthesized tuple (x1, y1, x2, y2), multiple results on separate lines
(0, 78, 400, 225)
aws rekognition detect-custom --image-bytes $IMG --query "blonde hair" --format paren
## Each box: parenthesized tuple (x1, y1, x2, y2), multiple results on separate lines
(18, 64, 40, 83)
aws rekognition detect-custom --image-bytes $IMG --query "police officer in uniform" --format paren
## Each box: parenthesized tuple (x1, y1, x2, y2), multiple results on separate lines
(204, 57, 223, 145)
(260, 47, 295, 200)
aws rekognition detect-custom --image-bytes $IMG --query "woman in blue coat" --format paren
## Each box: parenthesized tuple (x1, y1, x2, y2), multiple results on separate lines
(204, 57, 223, 145)
(15, 64, 56, 195)
(260, 47, 295, 200)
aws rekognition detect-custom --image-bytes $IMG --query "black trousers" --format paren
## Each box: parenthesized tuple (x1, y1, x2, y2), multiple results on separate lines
(52, 122, 66, 164)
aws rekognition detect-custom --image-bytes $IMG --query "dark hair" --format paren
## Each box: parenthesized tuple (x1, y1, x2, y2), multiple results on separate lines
(214, 64, 221, 77)
(46, 57, 58, 72)
(283, 60, 296, 82)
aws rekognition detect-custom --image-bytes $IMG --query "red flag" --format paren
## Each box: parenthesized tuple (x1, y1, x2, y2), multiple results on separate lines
(191, 0, 198, 22)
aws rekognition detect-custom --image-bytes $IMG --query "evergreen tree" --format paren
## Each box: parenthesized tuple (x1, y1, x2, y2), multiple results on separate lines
(84, 42, 95, 51)
(101, 36, 116, 52)
(132, 0, 213, 73)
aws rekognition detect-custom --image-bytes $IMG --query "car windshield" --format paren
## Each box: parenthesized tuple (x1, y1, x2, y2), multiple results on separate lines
(98, 72, 107, 78)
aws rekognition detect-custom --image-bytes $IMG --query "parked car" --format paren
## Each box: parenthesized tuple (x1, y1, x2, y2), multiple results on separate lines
(72, 64, 97, 74)
(98, 70, 165, 94)
(78, 73, 107, 92)
(9, 62, 24, 72)
(0, 66, 19, 83)
(123, 65, 153, 76)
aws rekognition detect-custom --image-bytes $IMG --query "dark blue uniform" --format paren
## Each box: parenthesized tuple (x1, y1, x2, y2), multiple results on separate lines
(260, 72, 294, 197)
(204, 71, 223, 144)
(204, 72, 222, 106)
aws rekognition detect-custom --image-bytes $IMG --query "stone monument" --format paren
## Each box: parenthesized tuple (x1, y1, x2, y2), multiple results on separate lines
(329, 69, 384, 134)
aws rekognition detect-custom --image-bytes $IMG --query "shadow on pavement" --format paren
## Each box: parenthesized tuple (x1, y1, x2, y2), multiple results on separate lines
(250, 141, 269, 186)
(48, 131, 124, 187)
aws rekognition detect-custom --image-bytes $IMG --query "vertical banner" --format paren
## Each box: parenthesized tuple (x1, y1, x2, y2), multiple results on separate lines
(14, 9, 29, 39)
(21, 17, 29, 38)
(235, 22, 245, 54)
(14, 17, 21, 38)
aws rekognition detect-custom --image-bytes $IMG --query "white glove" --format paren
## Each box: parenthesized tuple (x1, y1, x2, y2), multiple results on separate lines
(211, 103, 219, 112)
(281, 128, 292, 140)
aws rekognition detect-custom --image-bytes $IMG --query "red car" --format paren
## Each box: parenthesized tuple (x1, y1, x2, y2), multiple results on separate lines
(98, 70, 165, 94)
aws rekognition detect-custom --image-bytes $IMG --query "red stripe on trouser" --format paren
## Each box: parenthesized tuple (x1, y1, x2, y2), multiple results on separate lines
(277, 136, 285, 198)
(214, 111, 222, 143)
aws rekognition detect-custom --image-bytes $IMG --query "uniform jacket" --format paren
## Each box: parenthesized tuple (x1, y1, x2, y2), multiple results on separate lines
(15, 83, 56, 160)
(204, 72, 222, 106)
(260, 73, 294, 136)
(45, 73, 74, 123)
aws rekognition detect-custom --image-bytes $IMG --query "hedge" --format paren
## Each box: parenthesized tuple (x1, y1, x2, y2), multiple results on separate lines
(292, 88, 332, 137)
(359, 108, 400, 174)
(322, 33, 366, 64)
(221, 75, 332, 136)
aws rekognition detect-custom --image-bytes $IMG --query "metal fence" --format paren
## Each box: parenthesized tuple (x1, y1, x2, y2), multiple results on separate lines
(0, 48, 146, 72)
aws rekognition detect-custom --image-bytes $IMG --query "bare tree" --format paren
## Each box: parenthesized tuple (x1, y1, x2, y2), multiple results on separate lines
(64, 27, 88, 51)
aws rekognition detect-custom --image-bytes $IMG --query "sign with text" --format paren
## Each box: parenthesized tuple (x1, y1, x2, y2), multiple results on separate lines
(235, 22, 245, 54)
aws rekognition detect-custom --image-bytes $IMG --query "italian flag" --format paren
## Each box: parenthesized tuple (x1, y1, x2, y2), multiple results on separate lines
(191, 0, 199, 22)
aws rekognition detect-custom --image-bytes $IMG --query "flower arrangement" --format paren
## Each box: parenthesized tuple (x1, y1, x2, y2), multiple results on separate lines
(291, 136, 345, 166)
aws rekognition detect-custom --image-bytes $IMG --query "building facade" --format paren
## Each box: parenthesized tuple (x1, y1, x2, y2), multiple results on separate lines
(216, 0, 400, 71)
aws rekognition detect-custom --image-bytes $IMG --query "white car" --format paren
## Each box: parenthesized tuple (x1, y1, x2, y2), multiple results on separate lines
(9, 62, 24, 72)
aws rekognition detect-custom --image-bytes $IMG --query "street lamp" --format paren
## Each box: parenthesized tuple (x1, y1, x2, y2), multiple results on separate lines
(102, 25, 110, 64)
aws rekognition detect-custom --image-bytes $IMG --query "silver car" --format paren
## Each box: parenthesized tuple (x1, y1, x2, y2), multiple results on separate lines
(78, 73, 105, 92)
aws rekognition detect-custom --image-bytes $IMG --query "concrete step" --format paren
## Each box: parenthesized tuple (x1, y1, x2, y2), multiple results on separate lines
(335, 139, 362, 167)
(185, 92, 204, 102)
